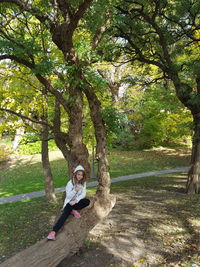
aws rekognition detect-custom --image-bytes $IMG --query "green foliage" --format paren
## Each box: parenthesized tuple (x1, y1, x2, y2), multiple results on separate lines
(0, 145, 10, 163)
(18, 134, 57, 155)
(115, 0, 200, 118)
(117, 78, 193, 149)
(31, 58, 54, 75)
(101, 106, 121, 134)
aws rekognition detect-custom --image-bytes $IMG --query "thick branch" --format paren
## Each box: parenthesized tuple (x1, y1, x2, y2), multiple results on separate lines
(53, 99, 71, 147)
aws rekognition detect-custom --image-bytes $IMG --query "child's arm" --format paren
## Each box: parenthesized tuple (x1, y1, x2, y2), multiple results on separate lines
(75, 183, 86, 202)
(63, 180, 77, 208)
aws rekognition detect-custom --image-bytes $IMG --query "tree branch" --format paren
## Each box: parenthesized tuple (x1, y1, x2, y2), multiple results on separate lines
(116, 26, 167, 71)
(0, 0, 51, 24)
(0, 54, 34, 69)
(0, 108, 51, 127)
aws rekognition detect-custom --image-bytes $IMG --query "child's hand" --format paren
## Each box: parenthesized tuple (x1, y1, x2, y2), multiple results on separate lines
(69, 200, 76, 206)
(75, 185, 81, 192)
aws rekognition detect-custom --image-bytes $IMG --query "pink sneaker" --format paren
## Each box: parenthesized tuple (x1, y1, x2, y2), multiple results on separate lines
(71, 210, 81, 219)
(47, 231, 56, 240)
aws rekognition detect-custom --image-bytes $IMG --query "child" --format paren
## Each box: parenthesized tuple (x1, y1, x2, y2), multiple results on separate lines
(47, 165, 90, 240)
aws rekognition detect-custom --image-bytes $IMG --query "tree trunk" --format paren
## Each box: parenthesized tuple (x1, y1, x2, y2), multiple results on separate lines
(172, 75, 200, 194)
(12, 124, 25, 152)
(67, 87, 90, 176)
(0, 195, 116, 267)
(41, 114, 56, 202)
(53, 95, 90, 177)
(186, 114, 200, 194)
(40, 89, 56, 202)
(84, 85, 111, 196)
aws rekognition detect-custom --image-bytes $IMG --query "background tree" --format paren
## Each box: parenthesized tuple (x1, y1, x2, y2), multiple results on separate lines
(117, 65, 193, 149)
(0, 67, 57, 201)
(115, 0, 200, 193)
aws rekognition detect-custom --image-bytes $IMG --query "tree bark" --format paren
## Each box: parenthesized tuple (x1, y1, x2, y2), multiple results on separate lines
(53, 94, 90, 178)
(67, 87, 90, 175)
(171, 75, 200, 194)
(186, 113, 200, 194)
(84, 85, 111, 196)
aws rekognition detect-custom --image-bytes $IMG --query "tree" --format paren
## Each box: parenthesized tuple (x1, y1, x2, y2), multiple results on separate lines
(0, 0, 116, 265)
(0, 0, 91, 173)
(118, 67, 193, 149)
(115, 0, 200, 193)
(0, 67, 57, 201)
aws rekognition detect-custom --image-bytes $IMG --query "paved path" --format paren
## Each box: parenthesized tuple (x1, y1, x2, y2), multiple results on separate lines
(0, 166, 189, 205)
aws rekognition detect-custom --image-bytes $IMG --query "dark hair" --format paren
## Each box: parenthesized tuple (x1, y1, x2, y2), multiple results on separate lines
(72, 170, 86, 185)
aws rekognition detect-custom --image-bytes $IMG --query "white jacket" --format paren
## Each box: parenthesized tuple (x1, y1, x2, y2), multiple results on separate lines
(63, 180, 86, 209)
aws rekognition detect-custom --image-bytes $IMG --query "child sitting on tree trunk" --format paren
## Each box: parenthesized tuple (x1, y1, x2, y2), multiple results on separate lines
(47, 165, 90, 240)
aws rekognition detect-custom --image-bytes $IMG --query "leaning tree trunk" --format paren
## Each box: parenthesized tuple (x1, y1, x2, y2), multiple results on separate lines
(186, 113, 200, 194)
(0, 195, 115, 267)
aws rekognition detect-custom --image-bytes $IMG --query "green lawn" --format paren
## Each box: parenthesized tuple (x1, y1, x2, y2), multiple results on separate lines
(0, 147, 191, 197)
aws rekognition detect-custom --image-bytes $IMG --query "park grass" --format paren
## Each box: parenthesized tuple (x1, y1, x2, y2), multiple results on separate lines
(0, 146, 191, 197)
(0, 172, 200, 266)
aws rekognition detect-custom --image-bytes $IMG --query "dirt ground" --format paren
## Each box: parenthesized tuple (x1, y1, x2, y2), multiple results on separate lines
(58, 174, 200, 267)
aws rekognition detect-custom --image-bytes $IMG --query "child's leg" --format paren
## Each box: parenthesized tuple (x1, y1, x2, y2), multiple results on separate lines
(52, 203, 73, 233)
(72, 198, 90, 210)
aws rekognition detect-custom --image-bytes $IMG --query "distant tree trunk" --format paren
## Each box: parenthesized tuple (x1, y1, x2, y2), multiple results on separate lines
(41, 125, 56, 202)
(41, 95, 57, 202)
(186, 113, 200, 194)
(12, 124, 25, 152)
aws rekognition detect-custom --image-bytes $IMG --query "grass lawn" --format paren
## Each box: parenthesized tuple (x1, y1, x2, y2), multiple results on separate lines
(0, 147, 191, 197)
(0, 171, 200, 266)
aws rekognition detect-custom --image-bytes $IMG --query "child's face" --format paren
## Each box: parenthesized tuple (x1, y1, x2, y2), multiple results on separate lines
(76, 171, 84, 181)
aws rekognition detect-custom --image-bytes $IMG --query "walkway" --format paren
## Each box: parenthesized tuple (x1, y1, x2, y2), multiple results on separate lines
(0, 166, 189, 205)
